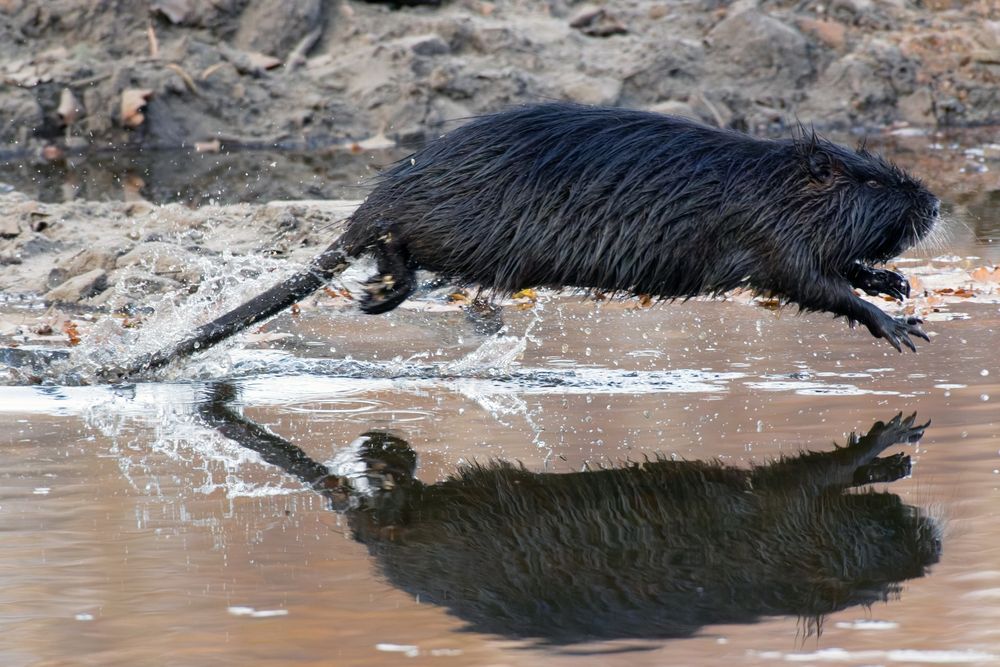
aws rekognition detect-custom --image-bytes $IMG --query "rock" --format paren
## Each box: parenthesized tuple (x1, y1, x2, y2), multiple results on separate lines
(570, 8, 628, 37)
(708, 11, 812, 85)
(233, 0, 324, 59)
(0, 219, 20, 239)
(59, 248, 119, 278)
(898, 88, 935, 125)
(116, 242, 202, 284)
(83, 269, 182, 309)
(44, 268, 108, 303)
(409, 35, 450, 57)
(561, 77, 622, 106)
(0, 88, 42, 145)
(647, 100, 702, 122)
(798, 18, 848, 50)
(621, 39, 705, 105)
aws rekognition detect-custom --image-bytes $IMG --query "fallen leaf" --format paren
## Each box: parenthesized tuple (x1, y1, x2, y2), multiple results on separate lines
(637, 294, 653, 308)
(448, 291, 470, 304)
(934, 287, 975, 298)
(62, 320, 81, 346)
(121, 88, 154, 128)
(323, 287, 353, 300)
(513, 288, 537, 301)
(970, 266, 1000, 283)
(756, 297, 782, 311)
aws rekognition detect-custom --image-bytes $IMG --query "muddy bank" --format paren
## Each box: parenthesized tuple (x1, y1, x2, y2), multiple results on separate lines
(2, 0, 1000, 158)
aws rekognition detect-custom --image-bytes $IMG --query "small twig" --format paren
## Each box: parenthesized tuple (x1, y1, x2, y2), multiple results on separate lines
(68, 72, 112, 87)
(165, 63, 200, 95)
(697, 92, 727, 128)
(284, 27, 323, 72)
(199, 62, 229, 80)
(147, 21, 160, 59)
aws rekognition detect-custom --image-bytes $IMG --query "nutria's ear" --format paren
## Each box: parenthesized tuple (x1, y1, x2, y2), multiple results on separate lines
(806, 150, 839, 183)
(796, 136, 842, 184)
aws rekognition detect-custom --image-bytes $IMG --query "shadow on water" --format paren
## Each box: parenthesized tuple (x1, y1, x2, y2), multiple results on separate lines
(199, 382, 941, 648)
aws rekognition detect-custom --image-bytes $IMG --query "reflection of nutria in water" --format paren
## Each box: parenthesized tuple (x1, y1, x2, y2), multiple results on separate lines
(200, 386, 940, 644)
(110, 104, 939, 379)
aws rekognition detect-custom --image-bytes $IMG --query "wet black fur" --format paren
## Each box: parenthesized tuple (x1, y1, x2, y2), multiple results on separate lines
(343, 104, 938, 349)
(111, 104, 939, 378)
(199, 387, 940, 645)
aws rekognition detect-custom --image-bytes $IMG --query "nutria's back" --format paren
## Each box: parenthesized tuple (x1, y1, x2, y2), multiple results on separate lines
(343, 103, 937, 300)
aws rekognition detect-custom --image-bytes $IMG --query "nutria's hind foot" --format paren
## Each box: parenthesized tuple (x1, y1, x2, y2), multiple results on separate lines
(359, 270, 417, 314)
(464, 297, 505, 335)
(869, 313, 930, 352)
(850, 265, 911, 301)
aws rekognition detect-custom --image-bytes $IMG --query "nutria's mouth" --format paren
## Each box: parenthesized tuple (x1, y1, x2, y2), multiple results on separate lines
(863, 195, 940, 265)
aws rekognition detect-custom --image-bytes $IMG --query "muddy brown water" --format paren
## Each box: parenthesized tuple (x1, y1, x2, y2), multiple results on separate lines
(1, 135, 999, 666)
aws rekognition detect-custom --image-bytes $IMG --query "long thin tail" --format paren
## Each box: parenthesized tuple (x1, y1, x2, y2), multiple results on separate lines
(100, 241, 350, 381)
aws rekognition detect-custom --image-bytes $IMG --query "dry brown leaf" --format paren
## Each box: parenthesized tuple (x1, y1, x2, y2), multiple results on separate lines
(323, 287, 353, 300)
(200, 62, 228, 80)
(934, 287, 975, 298)
(62, 320, 81, 346)
(756, 297, 781, 311)
(448, 291, 470, 304)
(165, 63, 198, 94)
(121, 88, 153, 128)
(637, 294, 653, 308)
(970, 266, 1000, 283)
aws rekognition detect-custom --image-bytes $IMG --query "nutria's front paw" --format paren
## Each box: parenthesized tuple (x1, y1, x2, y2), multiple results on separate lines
(852, 452, 912, 485)
(870, 314, 929, 352)
(865, 412, 930, 448)
(854, 267, 910, 301)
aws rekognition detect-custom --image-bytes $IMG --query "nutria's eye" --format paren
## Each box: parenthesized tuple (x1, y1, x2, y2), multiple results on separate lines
(866, 179, 883, 189)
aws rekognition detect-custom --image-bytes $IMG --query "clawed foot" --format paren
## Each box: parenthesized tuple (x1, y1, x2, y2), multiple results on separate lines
(863, 412, 930, 448)
(850, 265, 911, 301)
(359, 272, 415, 315)
(853, 451, 912, 485)
(870, 313, 930, 352)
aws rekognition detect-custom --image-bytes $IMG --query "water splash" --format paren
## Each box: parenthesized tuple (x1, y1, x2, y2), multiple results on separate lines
(60, 250, 310, 384)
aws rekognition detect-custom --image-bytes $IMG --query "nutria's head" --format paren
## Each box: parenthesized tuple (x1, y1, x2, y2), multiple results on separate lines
(786, 134, 939, 270)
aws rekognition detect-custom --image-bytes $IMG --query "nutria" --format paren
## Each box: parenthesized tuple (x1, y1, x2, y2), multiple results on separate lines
(113, 103, 939, 378)
(198, 386, 939, 643)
